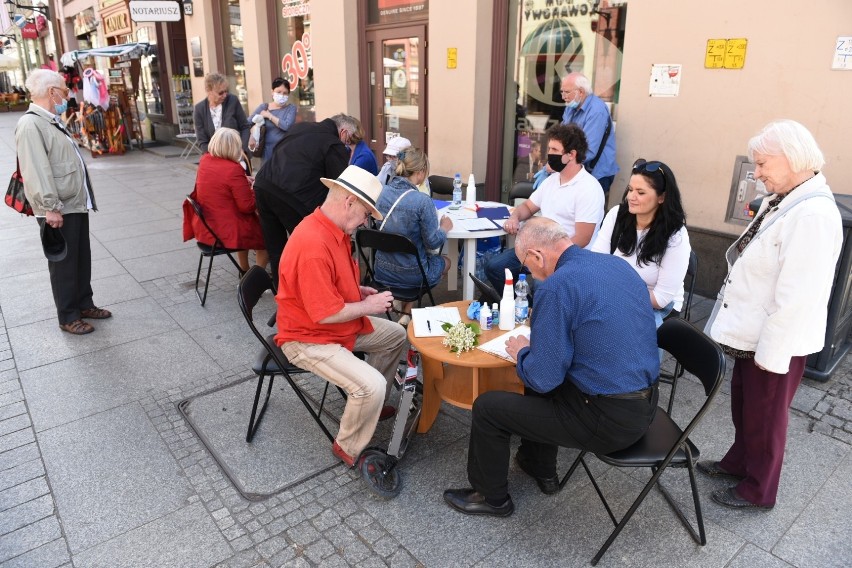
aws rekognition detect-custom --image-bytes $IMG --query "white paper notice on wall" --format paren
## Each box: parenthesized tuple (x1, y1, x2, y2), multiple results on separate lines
(832, 37, 852, 70)
(649, 64, 682, 97)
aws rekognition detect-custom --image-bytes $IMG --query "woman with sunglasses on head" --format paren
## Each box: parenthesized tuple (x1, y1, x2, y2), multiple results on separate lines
(194, 72, 250, 154)
(248, 77, 297, 164)
(701, 120, 842, 511)
(590, 159, 690, 328)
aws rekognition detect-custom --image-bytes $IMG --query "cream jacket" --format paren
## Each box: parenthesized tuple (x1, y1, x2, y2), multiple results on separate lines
(15, 104, 92, 215)
(710, 173, 842, 373)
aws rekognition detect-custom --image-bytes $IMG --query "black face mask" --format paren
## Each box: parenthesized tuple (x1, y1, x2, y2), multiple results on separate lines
(547, 153, 567, 172)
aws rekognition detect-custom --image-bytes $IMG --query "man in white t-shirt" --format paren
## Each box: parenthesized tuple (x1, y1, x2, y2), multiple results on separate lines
(485, 123, 605, 290)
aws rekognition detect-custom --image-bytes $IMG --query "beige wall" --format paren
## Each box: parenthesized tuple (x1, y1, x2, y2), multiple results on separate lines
(182, 1, 223, 98)
(427, 0, 493, 181)
(617, 0, 852, 235)
(311, 0, 361, 119)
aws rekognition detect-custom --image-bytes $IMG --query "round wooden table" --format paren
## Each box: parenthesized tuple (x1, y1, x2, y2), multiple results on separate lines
(407, 301, 524, 433)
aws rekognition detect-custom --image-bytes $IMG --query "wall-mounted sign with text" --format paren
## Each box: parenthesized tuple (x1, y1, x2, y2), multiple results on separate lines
(129, 1, 182, 23)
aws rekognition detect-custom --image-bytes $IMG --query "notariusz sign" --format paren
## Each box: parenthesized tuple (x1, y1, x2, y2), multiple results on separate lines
(129, 1, 182, 22)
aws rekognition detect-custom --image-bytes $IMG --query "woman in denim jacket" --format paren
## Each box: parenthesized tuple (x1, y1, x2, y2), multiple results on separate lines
(374, 148, 453, 323)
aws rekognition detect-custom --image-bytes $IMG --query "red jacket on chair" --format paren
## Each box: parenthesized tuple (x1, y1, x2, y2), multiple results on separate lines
(184, 154, 265, 250)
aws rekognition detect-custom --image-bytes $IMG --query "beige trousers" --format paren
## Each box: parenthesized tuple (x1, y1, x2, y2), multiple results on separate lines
(280, 317, 407, 457)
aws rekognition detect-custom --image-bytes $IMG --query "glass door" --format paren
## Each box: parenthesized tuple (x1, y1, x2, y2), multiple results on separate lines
(365, 25, 426, 156)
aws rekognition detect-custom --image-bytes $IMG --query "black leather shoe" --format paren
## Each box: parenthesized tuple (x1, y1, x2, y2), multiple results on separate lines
(711, 487, 773, 510)
(443, 488, 515, 517)
(696, 460, 745, 481)
(515, 454, 561, 495)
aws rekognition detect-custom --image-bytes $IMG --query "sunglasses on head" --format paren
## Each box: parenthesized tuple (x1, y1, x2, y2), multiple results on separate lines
(632, 159, 667, 191)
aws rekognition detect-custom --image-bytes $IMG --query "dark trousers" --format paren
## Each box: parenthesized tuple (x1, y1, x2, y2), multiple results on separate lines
(467, 381, 658, 499)
(254, 188, 305, 286)
(719, 356, 805, 507)
(598, 175, 615, 194)
(39, 213, 94, 325)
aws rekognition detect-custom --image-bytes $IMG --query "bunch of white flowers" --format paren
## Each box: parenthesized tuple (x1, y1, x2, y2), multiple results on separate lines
(441, 321, 481, 357)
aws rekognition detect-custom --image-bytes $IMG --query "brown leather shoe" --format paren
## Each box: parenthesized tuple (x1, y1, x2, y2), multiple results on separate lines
(81, 307, 112, 319)
(59, 319, 94, 335)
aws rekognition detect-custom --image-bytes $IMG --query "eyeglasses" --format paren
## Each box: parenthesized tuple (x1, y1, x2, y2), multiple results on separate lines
(520, 249, 533, 274)
(560, 88, 578, 95)
(216, 90, 228, 96)
(632, 159, 668, 191)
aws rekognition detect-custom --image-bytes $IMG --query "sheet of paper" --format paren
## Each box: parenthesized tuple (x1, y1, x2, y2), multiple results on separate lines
(476, 325, 531, 362)
(457, 218, 501, 231)
(411, 306, 462, 338)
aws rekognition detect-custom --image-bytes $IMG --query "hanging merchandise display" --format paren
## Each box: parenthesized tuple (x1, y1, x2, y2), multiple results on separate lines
(60, 43, 150, 157)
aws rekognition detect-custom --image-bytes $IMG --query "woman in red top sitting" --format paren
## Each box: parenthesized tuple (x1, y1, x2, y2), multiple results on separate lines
(191, 128, 268, 272)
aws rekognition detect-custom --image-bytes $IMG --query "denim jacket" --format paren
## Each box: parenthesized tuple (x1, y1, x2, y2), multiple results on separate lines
(374, 176, 447, 288)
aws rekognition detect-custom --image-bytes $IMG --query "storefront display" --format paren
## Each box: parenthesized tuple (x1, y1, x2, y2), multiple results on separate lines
(172, 74, 194, 134)
(278, 0, 313, 122)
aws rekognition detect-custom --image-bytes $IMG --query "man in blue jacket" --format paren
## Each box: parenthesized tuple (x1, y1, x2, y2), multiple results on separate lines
(444, 217, 659, 517)
(561, 72, 618, 194)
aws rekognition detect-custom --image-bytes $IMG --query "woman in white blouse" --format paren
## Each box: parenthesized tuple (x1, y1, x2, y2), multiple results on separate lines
(591, 159, 690, 327)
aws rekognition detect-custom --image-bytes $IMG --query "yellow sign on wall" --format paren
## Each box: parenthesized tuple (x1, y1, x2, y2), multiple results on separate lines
(705, 38, 748, 69)
(724, 38, 748, 69)
(705, 39, 726, 68)
(447, 48, 457, 69)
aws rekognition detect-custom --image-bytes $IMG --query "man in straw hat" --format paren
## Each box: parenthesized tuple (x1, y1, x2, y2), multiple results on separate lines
(274, 165, 407, 468)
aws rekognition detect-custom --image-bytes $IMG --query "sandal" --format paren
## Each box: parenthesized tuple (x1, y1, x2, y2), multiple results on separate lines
(59, 319, 94, 335)
(80, 307, 112, 319)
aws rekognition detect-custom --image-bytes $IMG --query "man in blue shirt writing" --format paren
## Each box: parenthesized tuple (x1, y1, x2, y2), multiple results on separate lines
(444, 217, 659, 517)
(561, 72, 618, 194)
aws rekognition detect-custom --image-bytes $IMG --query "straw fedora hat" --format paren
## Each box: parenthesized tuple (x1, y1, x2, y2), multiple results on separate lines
(321, 165, 384, 220)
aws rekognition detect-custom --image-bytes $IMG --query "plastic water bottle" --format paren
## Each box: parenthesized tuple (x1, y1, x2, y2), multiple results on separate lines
(514, 274, 529, 324)
(451, 173, 462, 209)
(479, 303, 492, 331)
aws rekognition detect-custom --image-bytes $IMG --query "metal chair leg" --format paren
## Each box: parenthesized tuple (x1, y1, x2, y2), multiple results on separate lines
(246, 373, 276, 442)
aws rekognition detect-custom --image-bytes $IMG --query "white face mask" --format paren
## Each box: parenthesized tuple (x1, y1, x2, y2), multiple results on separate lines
(272, 92, 288, 105)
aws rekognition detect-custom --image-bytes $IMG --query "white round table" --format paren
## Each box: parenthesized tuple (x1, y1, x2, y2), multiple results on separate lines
(438, 203, 507, 300)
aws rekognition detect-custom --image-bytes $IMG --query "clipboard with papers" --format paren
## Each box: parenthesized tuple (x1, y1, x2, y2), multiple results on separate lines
(476, 325, 531, 362)
(411, 306, 463, 337)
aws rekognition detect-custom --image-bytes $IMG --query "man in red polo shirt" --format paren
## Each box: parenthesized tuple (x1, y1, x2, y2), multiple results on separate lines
(275, 165, 408, 467)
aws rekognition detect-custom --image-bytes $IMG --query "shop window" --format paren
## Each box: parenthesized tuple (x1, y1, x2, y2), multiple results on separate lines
(220, 0, 248, 113)
(277, 0, 313, 122)
(501, 0, 626, 188)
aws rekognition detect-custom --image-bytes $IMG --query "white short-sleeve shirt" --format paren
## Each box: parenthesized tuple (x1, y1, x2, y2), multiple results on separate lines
(529, 168, 605, 247)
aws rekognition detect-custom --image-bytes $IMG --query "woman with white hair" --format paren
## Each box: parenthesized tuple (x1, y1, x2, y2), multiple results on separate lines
(15, 69, 108, 335)
(700, 120, 842, 509)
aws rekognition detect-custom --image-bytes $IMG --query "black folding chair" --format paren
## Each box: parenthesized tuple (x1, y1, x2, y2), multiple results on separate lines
(355, 228, 436, 317)
(469, 272, 502, 306)
(559, 318, 726, 565)
(659, 250, 699, 414)
(186, 195, 244, 306)
(238, 266, 345, 443)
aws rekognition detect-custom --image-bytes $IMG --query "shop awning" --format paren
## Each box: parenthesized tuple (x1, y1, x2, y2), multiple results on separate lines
(60, 42, 151, 67)
(0, 53, 20, 71)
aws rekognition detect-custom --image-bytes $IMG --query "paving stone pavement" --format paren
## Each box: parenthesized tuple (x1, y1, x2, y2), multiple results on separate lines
(1, 110, 851, 567)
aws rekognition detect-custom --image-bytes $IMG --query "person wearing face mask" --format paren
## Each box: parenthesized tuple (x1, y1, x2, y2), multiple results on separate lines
(560, 72, 618, 195)
(194, 72, 250, 154)
(253, 113, 355, 283)
(484, 123, 604, 291)
(15, 70, 109, 335)
(247, 77, 297, 164)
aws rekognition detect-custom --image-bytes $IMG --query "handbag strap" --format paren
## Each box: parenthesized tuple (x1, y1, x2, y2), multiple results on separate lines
(379, 189, 415, 231)
(585, 114, 612, 172)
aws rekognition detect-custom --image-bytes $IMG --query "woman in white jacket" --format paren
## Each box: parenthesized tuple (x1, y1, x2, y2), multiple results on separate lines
(700, 120, 842, 510)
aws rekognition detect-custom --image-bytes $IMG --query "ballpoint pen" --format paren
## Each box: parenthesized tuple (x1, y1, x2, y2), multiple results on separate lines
(427, 321, 432, 333)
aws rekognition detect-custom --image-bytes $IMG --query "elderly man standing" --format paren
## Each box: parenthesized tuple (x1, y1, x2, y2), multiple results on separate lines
(561, 72, 618, 194)
(444, 217, 659, 517)
(275, 165, 407, 468)
(253, 113, 358, 281)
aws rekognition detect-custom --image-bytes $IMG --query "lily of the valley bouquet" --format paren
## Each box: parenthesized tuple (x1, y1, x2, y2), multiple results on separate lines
(441, 321, 481, 357)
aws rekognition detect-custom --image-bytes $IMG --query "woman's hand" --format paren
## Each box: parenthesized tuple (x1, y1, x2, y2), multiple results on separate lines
(45, 210, 63, 229)
(439, 215, 453, 232)
(260, 110, 273, 120)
